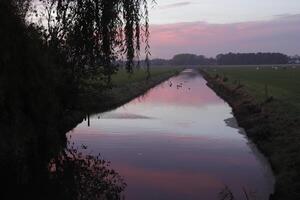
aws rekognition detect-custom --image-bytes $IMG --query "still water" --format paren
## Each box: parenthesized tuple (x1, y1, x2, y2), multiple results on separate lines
(68, 69, 274, 200)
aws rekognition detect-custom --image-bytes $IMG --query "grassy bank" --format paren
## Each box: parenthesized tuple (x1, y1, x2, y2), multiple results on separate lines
(61, 66, 183, 132)
(200, 66, 300, 200)
(112, 67, 181, 86)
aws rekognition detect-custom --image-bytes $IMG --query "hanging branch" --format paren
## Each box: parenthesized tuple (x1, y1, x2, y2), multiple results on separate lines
(143, 0, 151, 79)
(38, 0, 152, 84)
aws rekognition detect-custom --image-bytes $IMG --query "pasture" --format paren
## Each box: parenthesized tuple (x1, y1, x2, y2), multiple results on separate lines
(112, 66, 183, 86)
(204, 65, 300, 117)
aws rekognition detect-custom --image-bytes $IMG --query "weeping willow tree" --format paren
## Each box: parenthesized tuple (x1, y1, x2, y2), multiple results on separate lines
(39, 0, 152, 84)
(0, 0, 152, 198)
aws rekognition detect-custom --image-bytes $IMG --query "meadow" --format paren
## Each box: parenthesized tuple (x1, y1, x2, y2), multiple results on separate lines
(111, 66, 183, 86)
(79, 66, 183, 113)
(204, 65, 300, 118)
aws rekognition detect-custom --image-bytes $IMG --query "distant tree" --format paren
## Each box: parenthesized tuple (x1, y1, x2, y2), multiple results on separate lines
(288, 55, 300, 64)
(150, 58, 170, 66)
(170, 53, 216, 65)
(171, 54, 197, 65)
(216, 52, 289, 65)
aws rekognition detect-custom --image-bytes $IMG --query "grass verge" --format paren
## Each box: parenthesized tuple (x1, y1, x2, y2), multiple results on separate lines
(61, 66, 183, 132)
(200, 66, 300, 200)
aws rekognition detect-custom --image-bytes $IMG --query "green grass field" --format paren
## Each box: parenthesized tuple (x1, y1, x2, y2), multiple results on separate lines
(79, 65, 183, 112)
(204, 65, 300, 118)
(81, 65, 183, 95)
(112, 66, 183, 86)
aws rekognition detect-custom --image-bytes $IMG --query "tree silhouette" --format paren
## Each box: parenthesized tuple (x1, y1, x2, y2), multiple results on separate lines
(216, 53, 289, 65)
(0, 0, 152, 199)
(38, 0, 152, 83)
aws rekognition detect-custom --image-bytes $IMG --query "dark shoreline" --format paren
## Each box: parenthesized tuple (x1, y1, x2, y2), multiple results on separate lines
(60, 70, 181, 133)
(199, 69, 300, 200)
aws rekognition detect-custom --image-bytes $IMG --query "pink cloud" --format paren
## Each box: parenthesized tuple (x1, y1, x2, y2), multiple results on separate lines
(148, 14, 300, 58)
(160, 2, 192, 10)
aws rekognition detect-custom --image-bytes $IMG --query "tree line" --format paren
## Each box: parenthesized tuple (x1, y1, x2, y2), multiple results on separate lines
(146, 54, 216, 66)
(148, 52, 292, 66)
(216, 53, 289, 65)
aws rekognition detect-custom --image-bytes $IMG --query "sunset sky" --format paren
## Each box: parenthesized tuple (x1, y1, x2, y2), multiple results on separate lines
(148, 0, 300, 58)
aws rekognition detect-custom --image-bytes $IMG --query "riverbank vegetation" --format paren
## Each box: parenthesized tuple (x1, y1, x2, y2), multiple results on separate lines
(0, 0, 162, 199)
(70, 67, 181, 129)
(201, 66, 300, 200)
(205, 66, 300, 118)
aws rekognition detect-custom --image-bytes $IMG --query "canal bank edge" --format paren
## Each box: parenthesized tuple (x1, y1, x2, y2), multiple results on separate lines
(199, 69, 300, 200)
(60, 69, 182, 133)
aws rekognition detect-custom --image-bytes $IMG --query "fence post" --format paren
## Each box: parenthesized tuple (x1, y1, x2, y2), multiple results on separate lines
(265, 83, 269, 100)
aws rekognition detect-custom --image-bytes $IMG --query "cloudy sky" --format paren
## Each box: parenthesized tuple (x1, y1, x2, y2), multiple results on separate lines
(148, 0, 300, 58)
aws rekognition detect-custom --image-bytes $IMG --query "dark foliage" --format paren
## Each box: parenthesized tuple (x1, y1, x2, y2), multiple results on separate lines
(144, 54, 216, 66)
(288, 55, 300, 64)
(170, 54, 216, 65)
(39, 0, 151, 83)
(143, 52, 291, 66)
(216, 53, 289, 65)
(48, 144, 126, 200)
(0, 0, 151, 199)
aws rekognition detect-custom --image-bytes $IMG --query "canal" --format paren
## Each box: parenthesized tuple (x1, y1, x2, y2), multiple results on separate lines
(68, 69, 274, 200)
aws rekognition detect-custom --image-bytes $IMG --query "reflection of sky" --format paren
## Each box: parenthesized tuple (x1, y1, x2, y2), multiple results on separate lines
(133, 73, 222, 106)
(69, 69, 274, 200)
(76, 71, 234, 138)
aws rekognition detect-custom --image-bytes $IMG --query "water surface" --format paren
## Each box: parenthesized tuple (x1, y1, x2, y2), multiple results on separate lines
(68, 69, 274, 200)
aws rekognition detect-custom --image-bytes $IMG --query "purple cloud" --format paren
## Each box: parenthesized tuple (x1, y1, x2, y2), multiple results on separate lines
(160, 2, 192, 10)
(149, 14, 300, 58)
